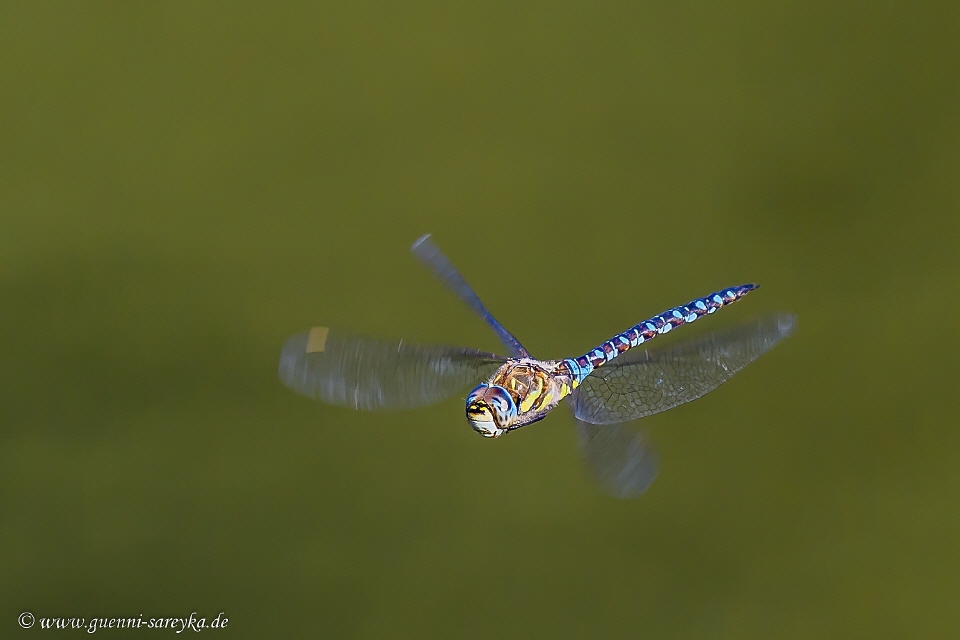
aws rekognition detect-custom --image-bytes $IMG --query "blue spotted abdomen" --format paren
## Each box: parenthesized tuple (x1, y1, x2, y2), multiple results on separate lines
(558, 284, 758, 384)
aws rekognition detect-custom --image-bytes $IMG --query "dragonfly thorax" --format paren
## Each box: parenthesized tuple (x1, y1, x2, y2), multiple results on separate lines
(465, 359, 573, 437)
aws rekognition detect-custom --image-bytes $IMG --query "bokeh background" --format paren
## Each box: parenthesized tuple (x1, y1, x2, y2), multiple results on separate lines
(2, 2, 958, 637)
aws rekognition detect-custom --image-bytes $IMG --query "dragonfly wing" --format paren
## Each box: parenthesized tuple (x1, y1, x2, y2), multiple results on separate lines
(279, 327, 506, 410)
(574, 414, 659, 498)
(411, 234, 530, 358)
(571, 314, 796, 425)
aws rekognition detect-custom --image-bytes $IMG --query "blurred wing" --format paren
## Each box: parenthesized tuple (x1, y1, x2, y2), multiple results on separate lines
(279, 327, 506, 410)
(411, 234, 530, 358)
(575, 415, 659, 498)
(571, 314, 796, 425)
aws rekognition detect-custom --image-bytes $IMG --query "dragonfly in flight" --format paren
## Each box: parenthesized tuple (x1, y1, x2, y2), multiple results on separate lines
(279, 235, 795, 497)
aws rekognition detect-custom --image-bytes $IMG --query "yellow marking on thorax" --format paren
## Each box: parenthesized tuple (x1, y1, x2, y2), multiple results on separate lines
(518, 376, 545, 413)
(305, 326, 330, 353)
(530, 387, 556, 413)
(495, 364, 559, 415)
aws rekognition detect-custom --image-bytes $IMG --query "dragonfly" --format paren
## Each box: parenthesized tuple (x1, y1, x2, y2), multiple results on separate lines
(279, 234, 795, 497)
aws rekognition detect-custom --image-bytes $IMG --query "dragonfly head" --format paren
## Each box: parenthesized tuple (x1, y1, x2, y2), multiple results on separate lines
(465, 383, 517, 438)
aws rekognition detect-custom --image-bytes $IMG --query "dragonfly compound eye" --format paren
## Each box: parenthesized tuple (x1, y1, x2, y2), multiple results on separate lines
(465, 384, 515, 438)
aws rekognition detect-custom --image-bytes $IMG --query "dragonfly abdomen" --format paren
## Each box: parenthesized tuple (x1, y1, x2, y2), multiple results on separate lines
(559, 284, 759, 382)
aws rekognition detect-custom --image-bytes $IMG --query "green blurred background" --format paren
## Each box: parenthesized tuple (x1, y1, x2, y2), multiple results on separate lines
(2, 2, 958, 637)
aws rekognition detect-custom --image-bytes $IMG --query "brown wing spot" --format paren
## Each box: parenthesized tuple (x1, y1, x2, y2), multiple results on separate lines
(305, 326, 330, 353)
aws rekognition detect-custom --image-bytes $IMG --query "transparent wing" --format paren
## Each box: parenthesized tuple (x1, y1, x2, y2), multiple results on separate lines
(411, 234, 530, 358)
(574, 414, 659, 498)
(279, 327, 506, 410)
(571, 314, 796, 425)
